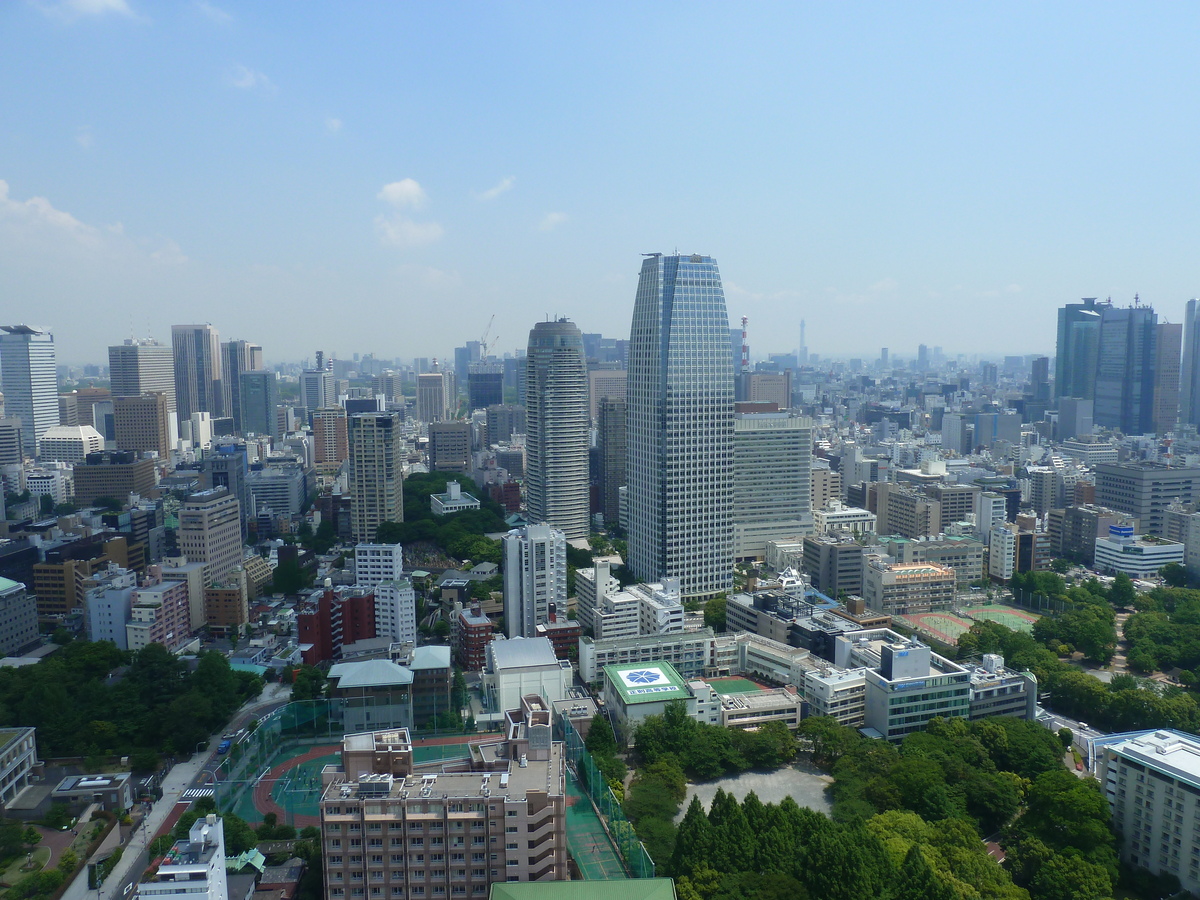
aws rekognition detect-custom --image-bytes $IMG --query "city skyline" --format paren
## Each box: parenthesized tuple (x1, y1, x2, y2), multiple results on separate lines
(6, 4, 1200, 362)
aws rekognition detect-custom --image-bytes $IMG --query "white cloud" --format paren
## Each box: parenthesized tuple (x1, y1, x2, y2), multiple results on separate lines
(539, 211, 567, 232)
(378, 179, 427, 210)
(375, 179, 442, 248)
(0, 179, 100, 245)
(226, 64, 275, 94)
(74, 126, 94, 149)
(478, 176, 515, 201)
(195, 0, 230, 24)
(375, 216, 444, 248)
(325, 117, 343, 134)
(34, 0, 134, 21)
(0, 179, 186, 263)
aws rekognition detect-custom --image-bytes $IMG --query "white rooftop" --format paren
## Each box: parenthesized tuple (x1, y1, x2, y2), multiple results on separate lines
(1107, 729, 1200, 785)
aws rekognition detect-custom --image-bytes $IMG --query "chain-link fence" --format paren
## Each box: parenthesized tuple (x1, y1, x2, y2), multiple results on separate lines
(558, 714, 655, 878)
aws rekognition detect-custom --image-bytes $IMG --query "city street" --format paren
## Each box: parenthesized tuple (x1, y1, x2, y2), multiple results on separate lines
(60, 683, 291, 900)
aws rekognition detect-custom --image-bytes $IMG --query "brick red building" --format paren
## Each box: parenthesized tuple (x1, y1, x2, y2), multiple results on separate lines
(452, 603, 496, 671)
(298, 586, 376, 665)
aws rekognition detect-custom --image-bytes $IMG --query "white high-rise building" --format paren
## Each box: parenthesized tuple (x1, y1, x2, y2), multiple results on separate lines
(354, 543, 405, 587)
(525, 319, 589, 541)
(503, 524, 567, 638)
(627, 253, 734, 599)
(0, 325, 57, 458)
(374, 578, 417, 644)
(348, 412, 404, 544)
(172, 324, 223, 420)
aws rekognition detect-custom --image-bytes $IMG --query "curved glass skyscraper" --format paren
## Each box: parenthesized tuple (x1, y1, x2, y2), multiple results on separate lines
(626, 253, 734, 599)
(525, 319, 590, 540)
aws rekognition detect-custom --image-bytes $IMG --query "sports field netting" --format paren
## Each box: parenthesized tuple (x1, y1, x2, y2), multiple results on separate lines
(961, 604, 1039, 633)
(558, 715, 655, 878)
(566, 777, 628, 880)
(704, 677, 764, 694)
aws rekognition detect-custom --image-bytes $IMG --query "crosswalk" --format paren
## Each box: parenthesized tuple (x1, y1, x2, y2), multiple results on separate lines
(181, 788, 214, 801)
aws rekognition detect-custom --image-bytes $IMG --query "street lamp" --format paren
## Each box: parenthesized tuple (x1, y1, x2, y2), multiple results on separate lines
(195, 741, 207, 756)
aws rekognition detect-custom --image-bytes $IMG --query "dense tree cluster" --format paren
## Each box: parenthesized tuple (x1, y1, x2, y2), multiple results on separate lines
(1010, 572, 1118, 664)
(961, 620, 1200, 734)
(670, 788, 1022, 900)
(375, 473, 508, 564)
(634, 702, 796, 780)
(1125, 586, 1200, 680)
(0, 642, 262, 758)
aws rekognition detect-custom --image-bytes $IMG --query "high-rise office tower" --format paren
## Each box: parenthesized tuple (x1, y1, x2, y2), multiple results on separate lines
(203, 446, 251, 540)
(300, 358, 336, 418)
(113, 392, 173, 459)
(416, 371, 451, 422)
(0, 325, 57, 458)
(1183, 300, 1200, 427)
(239, 370, 279, 441)
(627, 253, 734, 599)
(596, 396, 626, 528)
(1055, 298, 1102, 401)
(178, 488, 242, 585)
(172, 324, 223, 420)
(221, 340, 262, 433)
(1030, 356, 1051, 402)
(109, 339, 176, 413)
(467, 361, 504, 410)
(427, 421, 471, 473)
(1154, 322, 1182, 436)
(502, 523, 567, 638)
(525, 319, 589, 541)
(348, 412, 404, 544)
(1095, 304, 1157, 435)
(732, 412, 813, 561)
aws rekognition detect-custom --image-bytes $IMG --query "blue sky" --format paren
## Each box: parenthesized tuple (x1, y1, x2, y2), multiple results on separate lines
(3, 1, 1200, 366)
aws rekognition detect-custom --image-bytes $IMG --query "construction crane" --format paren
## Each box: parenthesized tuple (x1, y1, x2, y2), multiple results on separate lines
(479, 314, 498, 361)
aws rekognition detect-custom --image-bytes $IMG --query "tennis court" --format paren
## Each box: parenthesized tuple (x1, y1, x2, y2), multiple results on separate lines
(566, 775, 627, 879)
(962, 604, 1039, 633)
(900, 612, 974, 645)
(705, 677, 765, 694)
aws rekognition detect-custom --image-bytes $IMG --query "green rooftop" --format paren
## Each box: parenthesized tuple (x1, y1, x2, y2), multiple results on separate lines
(604, 662, 691, 705)
(490, 879, 677, 900)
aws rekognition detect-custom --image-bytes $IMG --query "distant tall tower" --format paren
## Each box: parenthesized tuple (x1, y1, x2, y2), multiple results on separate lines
(172, 324, 223, 420)
(348, 412, 404, 544)
(1182, 299, 1200, 427)
(221, 340, 262, 433)
(239, 371, 280, 442)
(525, 319, 589, 541)
(627, 253, 734, 600)
(1154, 322, 1182, 435)
(799, 319, 808, 364)
(1055, 298, 1102, 401)
(1094, 304, 1157, 435)
(109, 338, 176, 413)
(0, 325, 57, 458)
(596, 396, 627, 528)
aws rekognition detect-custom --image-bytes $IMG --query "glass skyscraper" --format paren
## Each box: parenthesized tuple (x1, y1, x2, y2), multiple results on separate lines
(1055, 297, 1102, 401)
(0, 325, 56, 458)
(525, 319, 590, 541)
(626, 253, 734, 599)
